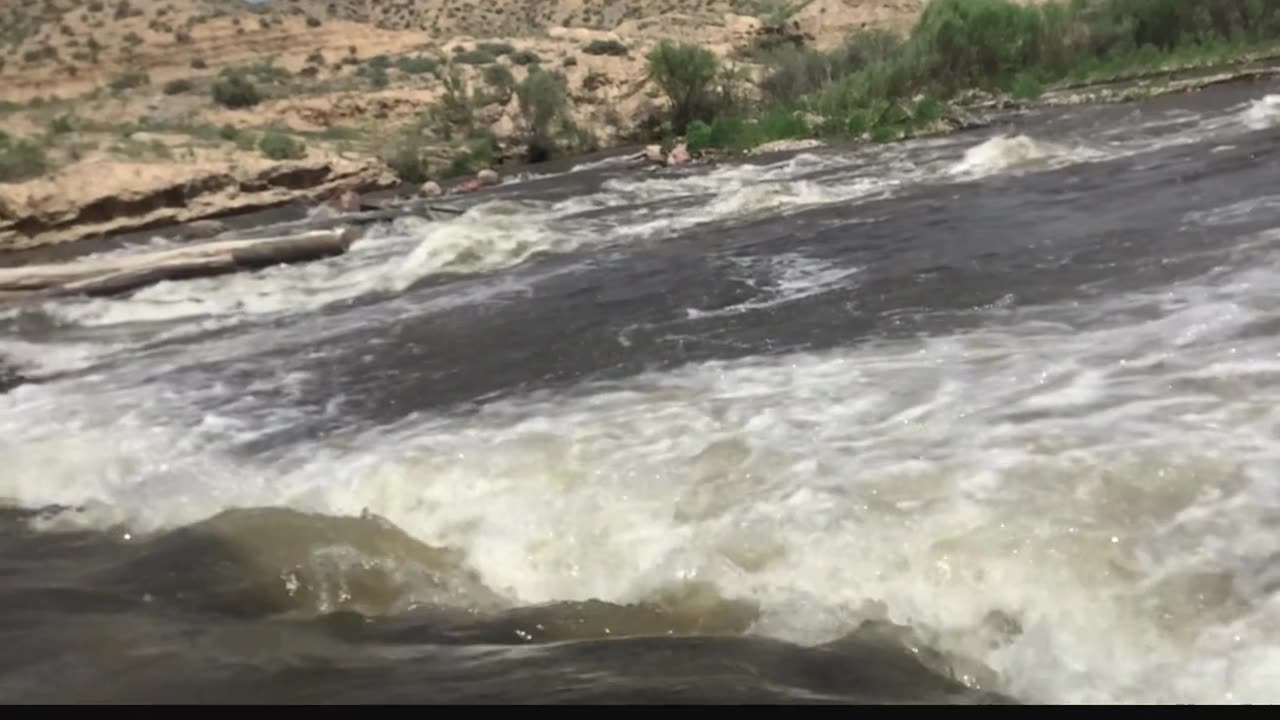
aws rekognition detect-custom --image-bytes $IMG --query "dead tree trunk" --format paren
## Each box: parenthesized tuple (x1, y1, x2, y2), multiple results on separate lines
(0, 228, 358, 299)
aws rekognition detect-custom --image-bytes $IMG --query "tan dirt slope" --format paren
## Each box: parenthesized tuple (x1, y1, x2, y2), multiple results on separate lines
(0, 0, 930, 252)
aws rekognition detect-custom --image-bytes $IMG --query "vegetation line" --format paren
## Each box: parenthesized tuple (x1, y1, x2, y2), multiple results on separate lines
(644, 0, 1280, 154)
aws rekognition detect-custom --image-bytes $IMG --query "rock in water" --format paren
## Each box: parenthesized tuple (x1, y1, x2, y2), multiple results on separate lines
(418, 180, 443, 198)
(330, 188, 362, 213)
(667, 142, 691, 167)
(476, 169, 500, 187)
(643, 144, 664, 164)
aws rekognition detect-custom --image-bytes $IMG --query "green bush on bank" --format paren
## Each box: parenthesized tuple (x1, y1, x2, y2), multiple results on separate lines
(0, 132, 49, 183)
(682, 0, 1280, 153)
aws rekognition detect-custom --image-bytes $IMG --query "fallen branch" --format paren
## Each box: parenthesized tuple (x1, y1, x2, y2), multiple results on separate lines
(0, 228, 358, 299)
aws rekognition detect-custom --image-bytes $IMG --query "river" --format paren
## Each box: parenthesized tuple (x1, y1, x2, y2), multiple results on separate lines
(2, 79, 1280, 704)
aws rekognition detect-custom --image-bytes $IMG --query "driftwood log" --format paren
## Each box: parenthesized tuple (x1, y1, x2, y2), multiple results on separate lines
(0, 228, 359, 299)
(229, 201, 466, 241)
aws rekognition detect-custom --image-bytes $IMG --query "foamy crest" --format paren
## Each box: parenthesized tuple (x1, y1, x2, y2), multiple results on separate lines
(8, 255, 1280, 702)
(382, 204, 594, 292)
(25, 153, 882, 334)
(951, 135, 1101, 177)
(1241, 94, 1280, 130)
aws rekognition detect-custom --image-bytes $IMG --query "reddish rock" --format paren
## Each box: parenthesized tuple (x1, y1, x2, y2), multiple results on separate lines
(666, 142, 691, 166)
(330, 188, 362, 212)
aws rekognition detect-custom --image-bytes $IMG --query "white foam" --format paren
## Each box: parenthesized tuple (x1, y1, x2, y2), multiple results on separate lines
(951, 134, 1106, 178)
(8, 254, 1280, 702)
(0, 337, 121, 376)
(12, 152, 892, 346)
(685, 253, 862, 320)
(1242, 94, 1280, 130)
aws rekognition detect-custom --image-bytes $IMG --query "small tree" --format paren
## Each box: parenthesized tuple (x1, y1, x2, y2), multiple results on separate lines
(646, 41, 720, 133)
(516, 69, 568, 162)
(425, 65, 476, 140)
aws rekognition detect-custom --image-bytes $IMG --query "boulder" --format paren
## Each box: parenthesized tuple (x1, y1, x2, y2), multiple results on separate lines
(418, 180, 443, 198)
(476, 169, 500, 187)
(329, 188, 362, 213)
(667, 142, 691, 166)
(642, 144, 664, 163)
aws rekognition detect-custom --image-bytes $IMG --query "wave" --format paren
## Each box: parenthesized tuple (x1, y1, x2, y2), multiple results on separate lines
(1241, 94, 1280, 130)
(950, 134, 1105, 178)
(10, 257, 1280, 702)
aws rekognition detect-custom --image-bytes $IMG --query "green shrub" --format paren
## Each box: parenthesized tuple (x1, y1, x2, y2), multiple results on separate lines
(1010, 72, 1044, 99)
(455, 48, 496, 65)
(211, 73, 262, 108)
(382, 125, 431, 184)
(757, 108, 809, 140)
(191, 57, 208, 69)
(445, 154, 473, 178)
(909, 0, 1063, 93)
(646, 41, 721, 132)
(510, 49, 541, 66)
(477, 42, 516, 57)
(466, 133, 497, 167)
(47, 115, 74, 135)
(163, 78, 194, 95)
(0, 135, 48, 183)
(386, 145, 429, 184)
(483, 64, 515, 103)
(396, 55, 438, 74)
(583, 39, 628, 56)
(306, 15, 322, 28)
(368, 55, 392, 70)
(258, 131, 306, 160)
(562, 55, 578, 67)
(109, 71, 150, 92)
(236, 61, 290, 83)
(685, 119, 712, 152)
(423, 66, 476, 140)
(219, 124, 239, 141)
(367, 65, 389, 88)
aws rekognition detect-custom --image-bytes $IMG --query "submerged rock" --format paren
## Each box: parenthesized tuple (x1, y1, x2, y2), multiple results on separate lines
(476, 169, 500, 187)
(417, 180, 443, 198)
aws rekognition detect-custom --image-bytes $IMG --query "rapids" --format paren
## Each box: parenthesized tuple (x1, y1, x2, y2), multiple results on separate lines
(3, 80, 1280, 703)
